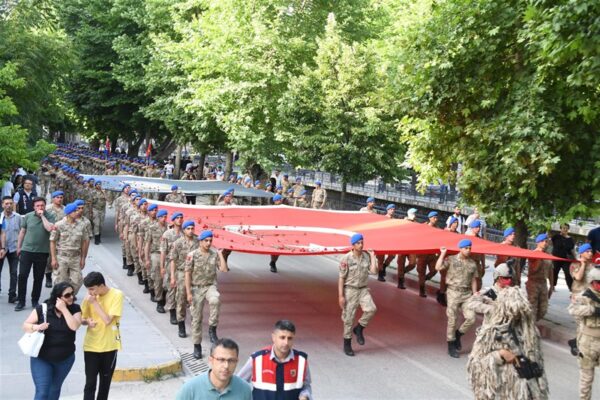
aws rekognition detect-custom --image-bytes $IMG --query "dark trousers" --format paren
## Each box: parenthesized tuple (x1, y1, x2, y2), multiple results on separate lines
(553, 260, 573, 290)
(185, 195, 196, 205)
(83, 350, 118, 400)
(0, 251, 19, 297)
(17, 251, 49, 304)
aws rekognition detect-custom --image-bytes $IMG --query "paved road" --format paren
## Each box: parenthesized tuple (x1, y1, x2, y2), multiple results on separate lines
(1, 209, 587, 399)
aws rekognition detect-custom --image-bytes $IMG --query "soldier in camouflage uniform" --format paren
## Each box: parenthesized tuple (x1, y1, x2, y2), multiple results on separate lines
(311, 181, 327, 209)
(92, 180, 107, 244)
(294, 189, 309, 208)
(467, 287, 548, 400)
(170, 220, 198, 338)
(73, 199, 93, 262)
(113, 184, 131, 269)
(338, 233, 378, 357)
(416, 211, 441, 298)
(467, 263, 513, 325)
(526, 234, 554, 322)
(136, 199, 151, 290)
(568, 268, 600, 400)
(185, 230, 229, 359)
(50, 203, 89, 295)
(44, 191, 66, 288)
(568, 243, 595, 355)
(146, 208, 168, 313)
(161, 212, 183, 324)
(435, 239, 479, 358)
(465, 220, 486, 291)
(123, 194, 142, 277)
(165, 185, 186, 203)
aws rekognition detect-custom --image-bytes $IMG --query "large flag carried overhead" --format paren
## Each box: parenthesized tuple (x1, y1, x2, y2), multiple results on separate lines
(149, 201, 562, 261)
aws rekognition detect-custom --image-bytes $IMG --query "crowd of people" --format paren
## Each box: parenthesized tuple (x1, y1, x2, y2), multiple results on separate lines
(2, 144, 600, 399)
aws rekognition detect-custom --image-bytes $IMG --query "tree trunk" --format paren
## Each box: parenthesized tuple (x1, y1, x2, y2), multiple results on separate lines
(127, 135, 144, 157)
(154, 138, 177, 161)
(198, 153, 206, 178)
(514, 218, 529, 249)
(174, 144, 182, 179)
(340, 180, 347, 209)
(224, 151, 234, 180)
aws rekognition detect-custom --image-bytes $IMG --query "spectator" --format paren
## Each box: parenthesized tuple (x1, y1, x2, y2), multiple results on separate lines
(176, 338, 251, 400)
(1, 196, 22, 303)
(13, 176, 37, 215)
(164, 161, 175, 179)
(445, 206, 464, 233)
(22, 282, 82, 400)
(81, 271, 124, 400)
(551, 223, 576, 290)
(2, 178, 14, 198)
(15, 197, 56, 311)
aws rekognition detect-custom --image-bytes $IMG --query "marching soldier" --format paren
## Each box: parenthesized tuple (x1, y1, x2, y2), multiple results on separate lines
(467, 263, 513, 324)
(376, 204, 397, 282)
(311, 181, 327, 209)
(161, 212, 183, 323)
(50, 203, 89, 296)
(359, 197, 376, 213)
(526, 234, 553, 321)
(92, 180, 107, 244)
(44, 191, 66, 288)
(465, 220, 486, 291)
(73, 199, 93, 260)
(435, 239, 479, 358)
(123, 195, 143, 278)
(416, 211, 440, 298)
(136, 200, 151, 292)
(184, 230, 229, 359)
(170, 220, 199, 338)
(338, 233, 378, 356)
(113, 184, 131, 270)
(569, 243, 595, 355)
(165, 185, 186, 203)
(292, 177, 304, 199)
(397, 208, 418, 290)
(140, 204, 158, 299)
(146, 209, 168, 313)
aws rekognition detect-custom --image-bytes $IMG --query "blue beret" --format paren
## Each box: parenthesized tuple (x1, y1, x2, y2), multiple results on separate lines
(448, 216, 458, 225)
(222, 190, 232, 196)
(182, 220, 195, 229)
(276, 185, 283, 190)
(578, 243, 592, 254)
(315, 181, 322, 185)
(74, 199, 85, 206)
(64, 203, 78, 215)
(283, 174, 288, 178)
(95, 180, 102, 185)
(121, 185, 130, 191)
(138, 198, 147, 207)
(366, 197, 375, 203)
(295, 177, 301, 182)
(266, 183, 272, 188)
(386, 204, 395, 210)
(157, 210, 168, 218)
(87, 178, 95, 183)
(427, 211, 438, 218)
(147, 204, 158, 211)
(469, 220, 481, 228)
(503, 227, 515, 238)
(350, 233, 364, 245)
(171, 185, 178, 191)
(255, 180, 260, 185)
(458, 239, 472, 248)
(535, 233, 548, 243)
(134, 195, 141, 200)
(198, 230, 213, 240)
(273, 194, 283, 202)
(51, 191, 64, 198)
(170, 212, 183, 221)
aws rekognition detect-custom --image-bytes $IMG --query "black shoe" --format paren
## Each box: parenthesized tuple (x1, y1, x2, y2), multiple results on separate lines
(32, 301, 39, 309)
(178, 321, 187, 338)
(14, 302, 25, 311)
(377, 270, 385, 282)
(455, 330, 463, 351)
(568, 338, 578, 356)
(122, 257, 128, 270)
(45, 280, 52, 288)
(343, 338, 355, 356)
(193, 344, 202, 359)
(150, 289, 157, 302)
(448, 341, 459, 358)
(137, 272, 144, 285)
(382, 264, 388, 277)
(156, 300, 166, 314)
(208, 326, 218, 344)
(169, 309, 177, 325)
(127, 265, 134, 276)
(143, 280, 150, 293)
(269, 261, 277, 273)
(437, 291, 447, 307)
(353, 324, 366, 345)
(419, 284, 427, 298)
(8, 296, 17, 304)
(397, 278, 406, 290)
(94, 235, 100, 245)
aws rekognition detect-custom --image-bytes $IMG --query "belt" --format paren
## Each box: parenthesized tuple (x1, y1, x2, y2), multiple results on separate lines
(448, 286, 471, 292)
(344, 285, 367, 289)
(58, 250, 81, 257)
(582, 326, 600, 338)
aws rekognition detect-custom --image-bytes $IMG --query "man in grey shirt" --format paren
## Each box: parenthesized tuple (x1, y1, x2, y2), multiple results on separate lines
(0, 196, 22, 303)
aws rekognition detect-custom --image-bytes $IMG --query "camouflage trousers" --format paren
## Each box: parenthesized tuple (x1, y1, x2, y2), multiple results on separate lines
(175, 270, 188, 322)
(164, 261, 176, 311)
(190, 284, 221, 344)
(446, 288, 475, 341)
(526, 283, 548, 322)
(341, 286, 377, 339)
(150, 253, 163, 300)
(92, 209, 105, 236)
(52, 254, 83, 295)
(118, 221, 127, 258)
(126, 232, 136, 266)
(127, 232, 141, 274)
(578, 333, 600, 400)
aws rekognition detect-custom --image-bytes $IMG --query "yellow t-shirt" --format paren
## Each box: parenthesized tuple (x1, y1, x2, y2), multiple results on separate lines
(82, 288, 124, 352)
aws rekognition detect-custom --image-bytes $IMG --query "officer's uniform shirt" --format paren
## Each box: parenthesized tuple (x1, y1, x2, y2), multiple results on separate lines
(339, 251, 372, 288)
(442, 255, 479, 291)
(170, 236, 198, 272)
(184, 248, 219, 287)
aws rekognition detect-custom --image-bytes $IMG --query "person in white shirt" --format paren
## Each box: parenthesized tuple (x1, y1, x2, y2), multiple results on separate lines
(164, 162, 175, 179)
(446, 206, 464, 234)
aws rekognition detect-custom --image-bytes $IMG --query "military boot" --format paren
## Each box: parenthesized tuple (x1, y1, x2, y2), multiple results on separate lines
(448, 341, 459, 358)
(178, 321, 187, 338)
(568, 338, 578, 356)
(419, 284, 427, 298)
(269, 261, 277, 273)
(127, 264, 134, 276)
(156, 299, 166, 314)
(169, 309, 177, 325)
(353, 324, 366, 345)
(193, 344, 202, 360)
(377, 270, 385, 282)
(397, 278, 406, 290)
(208, 326, 219, 344)
(436, 291, 447, 307)
(143, 280, 150, 293)
(137, 272, 144, 285)
(94, 234, 100, 245)
(150, 289, 157, 302)
(122, 257, 128, 270)
(45, 273, 53, 288)
(343, 338, 355, 356)
(455, 330, 463, 351)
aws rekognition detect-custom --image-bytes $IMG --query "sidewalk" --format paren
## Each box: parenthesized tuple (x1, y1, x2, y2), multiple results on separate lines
(0, 246, 181, 399)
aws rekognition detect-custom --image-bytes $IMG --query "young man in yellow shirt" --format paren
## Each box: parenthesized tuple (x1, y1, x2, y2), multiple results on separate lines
(81, 271, 124, 400)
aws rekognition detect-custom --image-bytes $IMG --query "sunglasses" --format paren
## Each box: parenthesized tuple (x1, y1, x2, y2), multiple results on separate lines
(62, 292, 74, 299)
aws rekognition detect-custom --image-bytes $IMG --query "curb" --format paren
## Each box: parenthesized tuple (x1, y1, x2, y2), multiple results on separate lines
(112, 359, 182, 382)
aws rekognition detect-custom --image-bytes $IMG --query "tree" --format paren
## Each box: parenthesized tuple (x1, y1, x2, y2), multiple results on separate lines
(279, 13, 404, 202)
(391, 0, 599, 244)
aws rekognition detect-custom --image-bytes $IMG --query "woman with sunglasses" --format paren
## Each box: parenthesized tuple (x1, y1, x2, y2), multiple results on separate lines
(22, 281, 82, 400)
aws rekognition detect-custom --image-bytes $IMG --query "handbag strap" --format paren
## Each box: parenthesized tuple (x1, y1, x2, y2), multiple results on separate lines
(41, 303, 47, 323)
